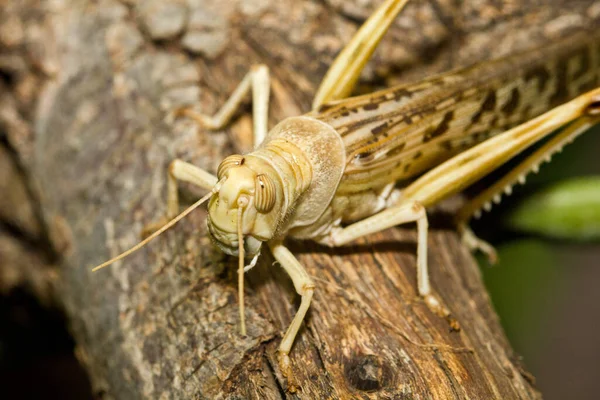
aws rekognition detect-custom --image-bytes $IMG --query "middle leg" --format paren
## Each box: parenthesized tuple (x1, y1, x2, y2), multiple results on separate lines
(268, 241, 315, 390)
(326, 201, 441, 309)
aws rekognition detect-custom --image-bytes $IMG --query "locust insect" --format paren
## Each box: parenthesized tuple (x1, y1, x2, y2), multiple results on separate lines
(92, 0, 600, 385)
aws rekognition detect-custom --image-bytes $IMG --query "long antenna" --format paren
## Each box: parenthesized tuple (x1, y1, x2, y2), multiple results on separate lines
(92, 191, 214, 272)
(237, 203, 247, 335)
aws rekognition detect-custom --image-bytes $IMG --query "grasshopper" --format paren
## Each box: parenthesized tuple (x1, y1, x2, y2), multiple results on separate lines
(93, 0, 600, 384)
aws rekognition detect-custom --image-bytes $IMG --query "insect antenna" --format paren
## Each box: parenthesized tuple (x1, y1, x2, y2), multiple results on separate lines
(237, 199, 247, 335)
(92, 191, 215, 272)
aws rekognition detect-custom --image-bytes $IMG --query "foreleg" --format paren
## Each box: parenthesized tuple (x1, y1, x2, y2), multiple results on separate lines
(268, 241, 315, 390)
(143, 160, 218, 236)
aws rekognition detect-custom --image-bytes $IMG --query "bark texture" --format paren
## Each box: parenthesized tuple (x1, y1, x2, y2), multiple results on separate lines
(3, 0, 600, 398)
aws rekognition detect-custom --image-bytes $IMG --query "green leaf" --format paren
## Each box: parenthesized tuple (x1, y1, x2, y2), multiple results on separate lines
(509, 176, 600, 240)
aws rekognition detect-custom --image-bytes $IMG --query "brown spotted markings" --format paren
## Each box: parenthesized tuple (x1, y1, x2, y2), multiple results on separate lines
(308, 29, 600, 195)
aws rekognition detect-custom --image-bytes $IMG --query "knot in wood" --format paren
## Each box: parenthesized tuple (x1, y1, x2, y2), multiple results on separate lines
(344, 354, 388, 392)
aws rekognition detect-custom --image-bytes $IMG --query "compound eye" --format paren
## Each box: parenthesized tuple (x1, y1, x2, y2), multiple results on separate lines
(217, 155, 244, 179)
(254, 174, 276, 213)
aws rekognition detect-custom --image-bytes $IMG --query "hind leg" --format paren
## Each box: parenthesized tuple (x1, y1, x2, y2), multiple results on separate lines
(312, 0, 411, 108)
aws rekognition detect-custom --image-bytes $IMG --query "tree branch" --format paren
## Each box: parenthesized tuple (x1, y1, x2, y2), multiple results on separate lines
(22, 0, 599, 398)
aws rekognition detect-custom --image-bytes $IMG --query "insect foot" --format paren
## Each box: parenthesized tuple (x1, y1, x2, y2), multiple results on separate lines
(423, 293, 451, 319)
(459, 225, 498, 264)
(278, 351, 299, 393)
(422, 293, 461, 330)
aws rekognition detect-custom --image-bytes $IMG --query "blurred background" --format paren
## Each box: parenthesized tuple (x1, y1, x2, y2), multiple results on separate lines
(1, 0, 599, 398)
(474, 126, 600, 399)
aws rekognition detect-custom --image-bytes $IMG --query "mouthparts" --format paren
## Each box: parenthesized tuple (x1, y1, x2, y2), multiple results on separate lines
(207, 217, 262, 257)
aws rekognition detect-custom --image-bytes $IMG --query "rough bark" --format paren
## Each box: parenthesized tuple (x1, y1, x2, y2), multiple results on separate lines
(3, 0, 599, 398)
(0, 0, 60, 301)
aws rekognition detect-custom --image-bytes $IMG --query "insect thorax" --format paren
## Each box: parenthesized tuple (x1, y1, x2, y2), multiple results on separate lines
(206, 116, 346, 253)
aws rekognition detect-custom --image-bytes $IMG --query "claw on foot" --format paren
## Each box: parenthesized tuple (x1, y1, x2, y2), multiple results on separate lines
(424, 294, 450, 318)
(423, 294, 459, 330)
(460, 225, 498, 264)
(424, 293, 443, 314)
(278, 351, 299, 393)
